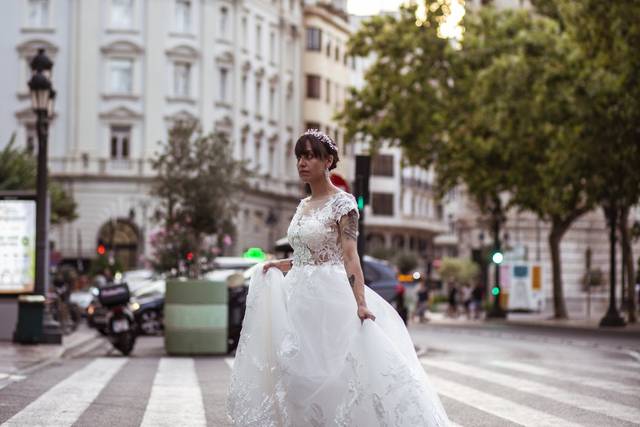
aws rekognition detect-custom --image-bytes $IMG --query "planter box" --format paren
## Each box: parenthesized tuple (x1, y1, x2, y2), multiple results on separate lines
(164, 278, 228, 355)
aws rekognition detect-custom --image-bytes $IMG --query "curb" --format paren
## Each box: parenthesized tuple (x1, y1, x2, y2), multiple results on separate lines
(16, 330, 103, 377)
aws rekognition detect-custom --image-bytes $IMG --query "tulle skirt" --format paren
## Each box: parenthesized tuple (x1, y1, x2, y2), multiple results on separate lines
(226, 264, 449, 426)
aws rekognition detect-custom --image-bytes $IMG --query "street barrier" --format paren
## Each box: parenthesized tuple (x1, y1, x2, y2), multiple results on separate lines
(164, 278, 228, 355)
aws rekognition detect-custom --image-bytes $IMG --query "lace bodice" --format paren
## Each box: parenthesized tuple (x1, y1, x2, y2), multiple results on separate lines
(287, 191, 359, 267)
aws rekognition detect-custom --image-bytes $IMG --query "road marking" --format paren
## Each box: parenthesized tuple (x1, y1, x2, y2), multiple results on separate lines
(1, 358, 127, 427)
(542, 359, 640, 382)
(491, 360, 640, 398)
(430, 375, 583, 427)
(423, 359, 640, 425)
(141, 358, 206, 427)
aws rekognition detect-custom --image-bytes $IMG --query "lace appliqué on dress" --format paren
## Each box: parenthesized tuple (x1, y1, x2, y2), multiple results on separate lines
(287, 191, 359, 268)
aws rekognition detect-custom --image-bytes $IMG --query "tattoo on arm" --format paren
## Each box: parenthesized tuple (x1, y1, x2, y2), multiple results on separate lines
(348, 274, 355, 288)
(341, 210, 358, 241)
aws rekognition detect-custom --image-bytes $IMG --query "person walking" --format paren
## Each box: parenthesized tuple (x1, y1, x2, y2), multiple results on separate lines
(415, 277, 431, 323)
(227, 130, 449, 426)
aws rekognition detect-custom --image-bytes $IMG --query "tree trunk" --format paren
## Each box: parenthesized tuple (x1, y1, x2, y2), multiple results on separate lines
(619, 206, 637, 323)
(549, 219, 569, 319)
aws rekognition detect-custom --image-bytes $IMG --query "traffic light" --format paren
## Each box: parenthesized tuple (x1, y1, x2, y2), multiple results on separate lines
(491, 250, 504, 264)
(186, 251, 194, 261)
(354, 155, 371, 210)
(97, 239, 106, 255)
(491, 286, 500, 296)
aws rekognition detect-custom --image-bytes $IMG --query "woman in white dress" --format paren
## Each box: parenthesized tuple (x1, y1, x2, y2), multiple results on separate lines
(227, 130, 449, 426)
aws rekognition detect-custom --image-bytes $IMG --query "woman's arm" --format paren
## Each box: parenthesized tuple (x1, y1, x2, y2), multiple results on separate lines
(262, 258, 293, 274)
(339, 210, 376, 323)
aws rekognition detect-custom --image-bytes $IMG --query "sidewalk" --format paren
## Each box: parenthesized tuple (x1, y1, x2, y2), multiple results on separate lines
(0, 324, 101, 380)
(425, 311, 640, 337)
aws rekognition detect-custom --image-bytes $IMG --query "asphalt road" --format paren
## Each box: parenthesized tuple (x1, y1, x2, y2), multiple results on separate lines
(1, 322, 638, 426)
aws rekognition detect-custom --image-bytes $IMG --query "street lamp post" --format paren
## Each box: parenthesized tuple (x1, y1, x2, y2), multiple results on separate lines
(16, 48, 62, 343)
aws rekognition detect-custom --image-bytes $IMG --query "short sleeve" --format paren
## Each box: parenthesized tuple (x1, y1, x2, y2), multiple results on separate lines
(332, 192, 359, 223)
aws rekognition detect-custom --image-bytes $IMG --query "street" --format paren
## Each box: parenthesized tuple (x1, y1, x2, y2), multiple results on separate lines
(1, 322, 638, 427)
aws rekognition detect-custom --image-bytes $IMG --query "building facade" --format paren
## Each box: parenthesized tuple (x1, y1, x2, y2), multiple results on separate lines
(0, 0, 305, 270)
(302, 1, 354, 185)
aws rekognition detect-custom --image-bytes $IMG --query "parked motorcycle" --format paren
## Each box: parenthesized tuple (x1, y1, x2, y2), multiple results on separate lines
(98, 282, 136, 356)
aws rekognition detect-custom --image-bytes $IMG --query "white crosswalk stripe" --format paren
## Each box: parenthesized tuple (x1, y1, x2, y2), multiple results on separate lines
(140, 358, 207, 427)
(1, 358, 127, 427)
(491, 360, 640, 397)
(543, 358, 640, 382)
(423, 359, 640, 425)
(431, 375, 583, 427)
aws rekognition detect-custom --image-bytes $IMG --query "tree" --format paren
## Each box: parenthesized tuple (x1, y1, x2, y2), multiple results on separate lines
(149, 121, 251, 277)
(439, 257, 479, 285)
(340, 3, 592, 318)
(556, 0, 640, 324)
(0, 134, 77, 225)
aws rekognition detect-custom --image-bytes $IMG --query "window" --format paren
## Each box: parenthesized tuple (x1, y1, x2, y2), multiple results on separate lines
(372, 154, 394, 177)
(372, 193, 394, 216)
(306, 74, 320, 99)
(326, 41, 331, 57)
(109, 58, 133, 93)
(28, 0, 49, 27)
(256, 80, 262, 115)
(176, 0, 191, 33)
(174, 62, 191, 97)
(241, 16, 248, 48)
(111, 0, 133, 29)
(218, 68, 229, 102)
(241, 75, 248, 109)
(268, 145, 275, 175)
(110, 125, 131, 159)
(269, 86, 276, 120)
(325, 79, 331, 103)
(256, 23, 262, 55)
(335, 46, 340, 62)
(240, 134, 247, 160)
(219, 7, 228, 38)
(306, 27, 322, 51)
(269, 31, 276, 62)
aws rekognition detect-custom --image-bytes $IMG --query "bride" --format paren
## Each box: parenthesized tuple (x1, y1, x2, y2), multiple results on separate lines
(227, 130, 449, 426)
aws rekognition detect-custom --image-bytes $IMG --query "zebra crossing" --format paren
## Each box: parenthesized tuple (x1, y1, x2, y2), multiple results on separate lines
(0, 354, 638, 426)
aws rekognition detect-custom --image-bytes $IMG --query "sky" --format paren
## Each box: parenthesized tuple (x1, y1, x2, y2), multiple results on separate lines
(347, 0, 466, 40)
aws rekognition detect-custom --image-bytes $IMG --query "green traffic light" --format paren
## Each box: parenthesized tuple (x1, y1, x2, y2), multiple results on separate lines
(491, 286, 500, 296)
(492, 251, 504, 264)
(357, 195, 364, 210)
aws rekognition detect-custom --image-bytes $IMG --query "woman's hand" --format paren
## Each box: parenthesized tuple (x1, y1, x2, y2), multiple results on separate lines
(357, 305, 376, 323)
(262, 259, 292, 274)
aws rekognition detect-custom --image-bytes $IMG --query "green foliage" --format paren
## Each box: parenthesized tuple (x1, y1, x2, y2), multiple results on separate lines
(394, 251, 419, 274)
(149, 121, 251, 276)
(89, 254, 123, 277)
(0, 134, 77, 225)
(369, 246, 396, 261)
(438, 257, 478, 284)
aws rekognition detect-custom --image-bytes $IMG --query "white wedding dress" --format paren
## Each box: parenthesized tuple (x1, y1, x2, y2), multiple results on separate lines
(227, 191, 449, 426)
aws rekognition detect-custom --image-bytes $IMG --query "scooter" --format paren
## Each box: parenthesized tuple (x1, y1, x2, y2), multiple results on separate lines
(98, 282, 137, 356)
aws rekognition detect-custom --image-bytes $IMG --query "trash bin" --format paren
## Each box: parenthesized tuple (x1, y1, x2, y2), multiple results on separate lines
(13, 295, 45, 344)
(164, 278, 228, 355)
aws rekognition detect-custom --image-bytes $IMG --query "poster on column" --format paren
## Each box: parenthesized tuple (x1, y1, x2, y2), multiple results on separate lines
(0, 198, 36, 294)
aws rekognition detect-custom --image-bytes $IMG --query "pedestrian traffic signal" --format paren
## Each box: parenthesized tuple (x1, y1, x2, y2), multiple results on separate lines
(186, 252, 194, 261)
(491, 251, 504, 264)
(354, 155, 370, 210)
(357, 195, 364, 210)
(491, 286, 500, 296)
(97, 244, 106, 255)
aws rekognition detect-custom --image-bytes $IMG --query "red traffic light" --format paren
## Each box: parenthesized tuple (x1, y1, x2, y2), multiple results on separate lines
(186, 252, 194, 261)
(97, 244, 106, 255)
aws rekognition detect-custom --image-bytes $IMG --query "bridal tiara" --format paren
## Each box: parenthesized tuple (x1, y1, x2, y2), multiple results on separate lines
(304, 129, 338, 153)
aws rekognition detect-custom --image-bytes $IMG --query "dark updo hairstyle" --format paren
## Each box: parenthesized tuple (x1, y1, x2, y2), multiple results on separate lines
(294, 129, 339, 171)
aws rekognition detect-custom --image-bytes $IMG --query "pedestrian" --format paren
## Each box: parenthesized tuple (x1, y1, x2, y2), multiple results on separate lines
(447, 283, 459, 318)
(461, 284, 472, 319)
(227, 129, 449, 425)
(471, 283, 484, 319)
(415, 277, 430, 323)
